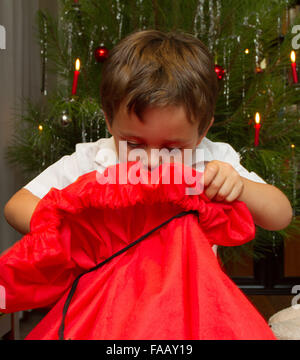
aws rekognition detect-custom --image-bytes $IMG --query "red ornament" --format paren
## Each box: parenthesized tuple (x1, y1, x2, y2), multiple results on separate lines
(255, 66, 263, 74)
(214, 64, 225, 80)
(94, 46, 109, 63)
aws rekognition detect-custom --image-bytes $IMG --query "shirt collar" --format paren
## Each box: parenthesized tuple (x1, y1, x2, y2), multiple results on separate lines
(94, 136, 119, 170)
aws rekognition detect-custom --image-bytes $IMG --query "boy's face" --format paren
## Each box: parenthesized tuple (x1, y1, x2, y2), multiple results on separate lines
(105, 102, 212, 170)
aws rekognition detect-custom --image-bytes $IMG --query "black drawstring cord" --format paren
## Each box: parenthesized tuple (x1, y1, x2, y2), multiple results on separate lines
(58, 209, 199, 340)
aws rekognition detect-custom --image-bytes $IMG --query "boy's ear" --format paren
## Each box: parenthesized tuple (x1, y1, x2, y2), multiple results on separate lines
(196, 117, 214, 146)
(206, 117, 214, 132)
(104, 112, 113, 135)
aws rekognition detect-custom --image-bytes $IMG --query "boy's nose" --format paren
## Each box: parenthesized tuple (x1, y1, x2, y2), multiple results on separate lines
(141, 150, 161, 171)
(140, 148, 183, 171)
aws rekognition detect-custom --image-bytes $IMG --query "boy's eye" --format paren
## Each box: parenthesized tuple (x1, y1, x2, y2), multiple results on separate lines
(163, 146, 182, 152)
(166, 147, 180, 151)
(126, 142, 181, 152)
(127, 142, 143, 148)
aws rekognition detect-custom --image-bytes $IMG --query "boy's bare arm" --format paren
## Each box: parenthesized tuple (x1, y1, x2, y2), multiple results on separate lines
(237, 178, 293, 230)
(4, 188, 40, 235)
(204, 160, 293, 231)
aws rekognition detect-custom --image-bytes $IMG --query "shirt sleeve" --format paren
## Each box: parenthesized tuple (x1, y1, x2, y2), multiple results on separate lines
(23, 142, 99, 199)
(199, 138, 266, 184)
(213, 142, 266, 184)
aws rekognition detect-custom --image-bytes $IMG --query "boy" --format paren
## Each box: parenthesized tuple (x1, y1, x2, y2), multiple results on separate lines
(4, 30, 292, 236)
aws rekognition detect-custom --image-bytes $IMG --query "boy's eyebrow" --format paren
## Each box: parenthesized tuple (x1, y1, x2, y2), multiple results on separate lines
(119, 133, 186, 144)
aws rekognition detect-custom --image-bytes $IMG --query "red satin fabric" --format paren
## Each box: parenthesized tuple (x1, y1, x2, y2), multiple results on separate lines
(0, 162, 276, 340)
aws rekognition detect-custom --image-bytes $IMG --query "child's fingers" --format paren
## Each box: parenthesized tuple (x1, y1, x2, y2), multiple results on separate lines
(225, 181, 244, 202)
(204, 169, 226, 199)
(203, 162, 219, 186)
(214, 179, 235, 202)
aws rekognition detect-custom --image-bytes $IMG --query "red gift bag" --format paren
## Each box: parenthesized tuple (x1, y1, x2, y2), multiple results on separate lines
(0, 162, 276, 340)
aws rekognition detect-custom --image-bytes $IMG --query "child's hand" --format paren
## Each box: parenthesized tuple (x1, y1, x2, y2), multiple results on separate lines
(203, 160, 244, 202)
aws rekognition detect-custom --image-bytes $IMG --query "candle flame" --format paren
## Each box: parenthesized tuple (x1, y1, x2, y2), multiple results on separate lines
(75, 58, 81, 71)
(255, 112, 260, 124)
(291, 144, 295, 149)
(291, 51, 296, 63)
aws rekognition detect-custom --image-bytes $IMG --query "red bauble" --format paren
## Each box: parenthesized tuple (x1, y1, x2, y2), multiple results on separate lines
(255, 66, 263, 74)
(94, 46, 109, 63)
(214, 64, 225, 80)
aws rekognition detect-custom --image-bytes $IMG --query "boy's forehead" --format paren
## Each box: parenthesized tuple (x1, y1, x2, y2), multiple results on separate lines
(115, 101, 193, 123)
(112, 102, 200, 145)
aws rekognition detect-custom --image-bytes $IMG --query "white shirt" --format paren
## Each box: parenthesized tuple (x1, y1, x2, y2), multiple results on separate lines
(24, 136, 266, 199)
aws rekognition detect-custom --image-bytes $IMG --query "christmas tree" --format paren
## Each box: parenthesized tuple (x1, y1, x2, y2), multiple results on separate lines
(5, 0, 300, 264)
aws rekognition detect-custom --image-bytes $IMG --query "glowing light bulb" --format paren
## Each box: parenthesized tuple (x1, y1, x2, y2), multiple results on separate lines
(255, 112, 260, 124)
(75, 58, 80, 71)
(291, 51, 296, 63)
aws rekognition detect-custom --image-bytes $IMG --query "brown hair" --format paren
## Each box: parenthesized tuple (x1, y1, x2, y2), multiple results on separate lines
(100, 29, 218, 136)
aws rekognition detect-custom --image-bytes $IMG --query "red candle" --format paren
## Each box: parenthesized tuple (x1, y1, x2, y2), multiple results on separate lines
(290, 51, 298, 84)
(254, 112, 261, 147)
(71, 58, 80, 95)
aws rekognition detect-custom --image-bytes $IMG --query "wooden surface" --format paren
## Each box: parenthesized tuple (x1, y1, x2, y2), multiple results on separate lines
(284, 223, 300, 277)
(0, 312, 20, 340)
(247, 295, 294, 321)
